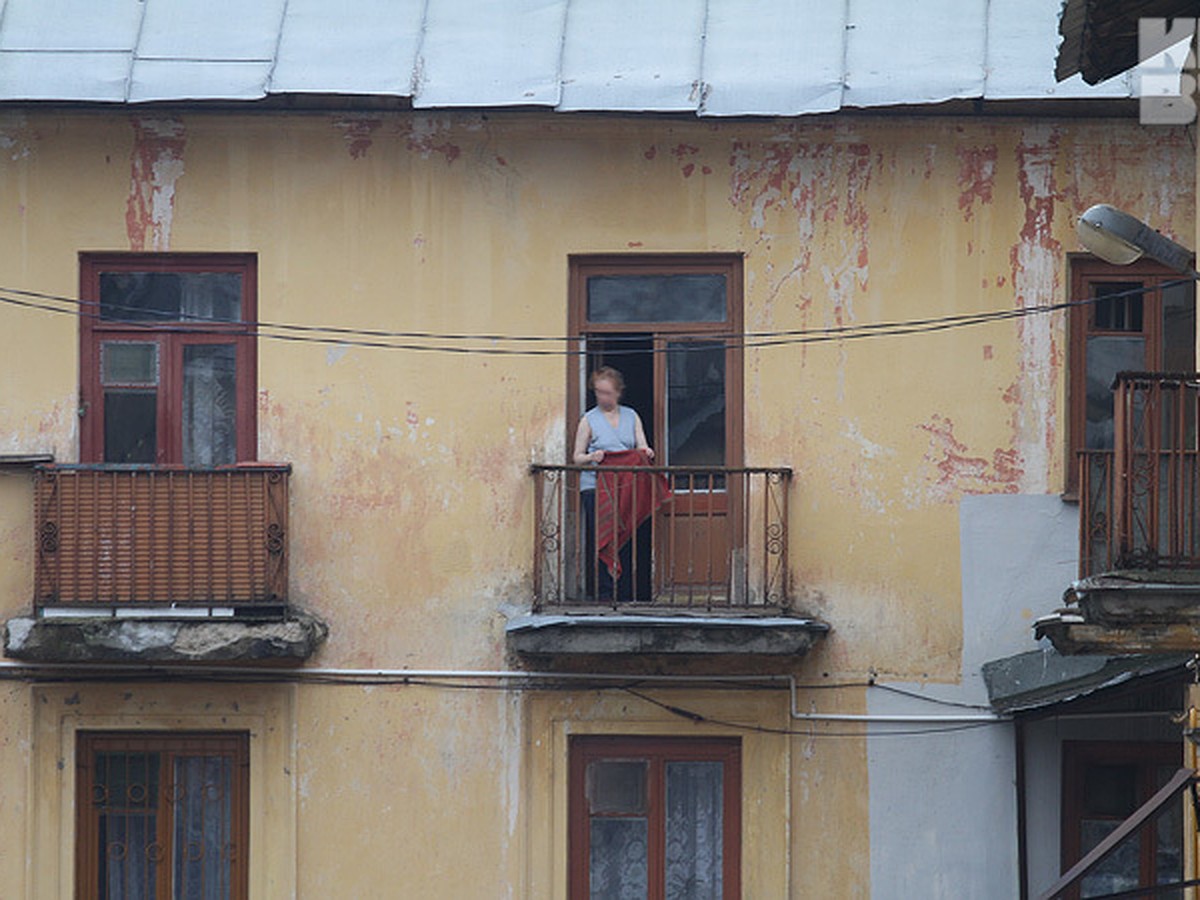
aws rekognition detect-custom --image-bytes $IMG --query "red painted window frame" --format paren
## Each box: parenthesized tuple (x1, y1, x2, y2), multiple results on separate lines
(79, 253, 258, 465)
(75, 730, 250, 900)
(1066, 256, 1194, 495)
(568, 735, 742, 900)
(1059, 739, 1182, 900)
(566, 253, 745, 470)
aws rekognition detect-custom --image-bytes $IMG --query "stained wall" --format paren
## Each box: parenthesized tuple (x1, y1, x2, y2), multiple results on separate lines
(0, 109, 1192, 897)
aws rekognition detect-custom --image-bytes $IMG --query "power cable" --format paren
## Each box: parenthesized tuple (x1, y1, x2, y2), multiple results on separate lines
(0, 278, 1184, 357)
(0, 663, 1001, 734)
(620, 688, 1003, 738)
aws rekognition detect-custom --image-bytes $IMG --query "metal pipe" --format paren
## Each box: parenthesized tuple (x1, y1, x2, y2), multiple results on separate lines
(0, 663, 1008, 723)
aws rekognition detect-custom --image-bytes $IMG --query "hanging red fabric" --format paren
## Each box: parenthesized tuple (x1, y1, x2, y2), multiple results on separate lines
(595, 449, 673, 579)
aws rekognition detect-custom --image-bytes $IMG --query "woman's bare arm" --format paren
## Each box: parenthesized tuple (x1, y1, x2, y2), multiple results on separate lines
(573, 416, 602, 464)
(633, 414, 654, 459)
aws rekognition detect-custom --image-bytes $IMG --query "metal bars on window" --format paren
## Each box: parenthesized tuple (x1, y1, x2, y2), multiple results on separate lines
(1079, 373, 1200, 575)
(76, 732, 249, 900)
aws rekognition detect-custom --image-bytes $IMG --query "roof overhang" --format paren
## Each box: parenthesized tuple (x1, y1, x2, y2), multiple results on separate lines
(1056, 0, 1197, 84)
(983, 646, 1190, 713)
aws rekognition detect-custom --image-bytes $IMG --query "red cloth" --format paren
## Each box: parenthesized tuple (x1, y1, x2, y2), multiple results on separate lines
(595, 449, 672, 578)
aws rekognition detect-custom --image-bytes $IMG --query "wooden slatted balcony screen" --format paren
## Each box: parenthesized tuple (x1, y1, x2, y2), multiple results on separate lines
(34, 464, 289, 608)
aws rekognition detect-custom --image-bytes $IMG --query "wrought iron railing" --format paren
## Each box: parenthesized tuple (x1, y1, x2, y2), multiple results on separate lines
(33, 464, 289, 608)
(531, 464, 791, 611)
(1078, 449, 1115, 576)
(1079, 373, 1200, 576)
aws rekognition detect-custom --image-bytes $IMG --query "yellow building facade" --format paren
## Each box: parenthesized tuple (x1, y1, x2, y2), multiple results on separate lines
(0, 108, 1193, 897)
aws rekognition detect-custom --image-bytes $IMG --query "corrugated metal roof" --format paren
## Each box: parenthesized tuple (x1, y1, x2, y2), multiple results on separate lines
(418, 0, 568, 108)
(0, 0, 1134, 112)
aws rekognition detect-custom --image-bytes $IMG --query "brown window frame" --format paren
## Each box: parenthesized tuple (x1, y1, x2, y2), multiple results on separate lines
(568, 735, 742, 900)
(567, 253, 745, 470)
(79, 252, 258, 465)
(1060, 739, 1182, 900)
(1066, 256, 1194, 495)
(76, 730, 250, 900)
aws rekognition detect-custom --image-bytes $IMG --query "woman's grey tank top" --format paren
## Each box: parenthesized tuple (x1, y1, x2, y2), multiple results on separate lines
(581, 405, 637, 490)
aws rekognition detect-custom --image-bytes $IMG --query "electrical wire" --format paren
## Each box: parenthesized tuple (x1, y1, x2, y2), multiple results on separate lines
(0, 277, 1184, 357)
(871, 682, 996, 710)
(620, 688, 1003, 738)
(0, 276, 1143, 733)
(0, 662, 1004, 736)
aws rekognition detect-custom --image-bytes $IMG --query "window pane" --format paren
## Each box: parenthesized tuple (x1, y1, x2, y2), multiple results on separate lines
(1082, 764, 1137, 817)
(100, 272, 242, 322)
(94, 750, 160, 900)
(183, 345, 237, 466)
(174, 755, 235, 900)
(1156, 766, 1184, 895)
(665, 761, 724, 900)
(1092, 282, 1144, 332)
(667, 342, 726, 471)
(1085, 335, 1146, 449)
(588, 275, 726, 323)
(102, 342, 159, 386)
(1079, 819, 1141, 898)
(1162, 280, 1196, 373)
(590, 817, 649, 900)
(105, 391, 157, 464)
(99, 813, 158, 899)
(588, 760, 648, 815)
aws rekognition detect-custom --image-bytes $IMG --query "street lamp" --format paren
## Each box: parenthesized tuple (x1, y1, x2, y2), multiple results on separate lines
(1076, 204, 1198, 276)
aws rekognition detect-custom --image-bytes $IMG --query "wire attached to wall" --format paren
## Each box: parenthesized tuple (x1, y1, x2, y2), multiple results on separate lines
(619, 688, 1002, 738)
(0, 661, 1006, 737)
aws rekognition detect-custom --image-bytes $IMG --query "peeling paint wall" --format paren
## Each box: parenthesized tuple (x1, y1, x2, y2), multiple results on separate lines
(126, 116, 186, 251)
(0, 109, 1192, 897)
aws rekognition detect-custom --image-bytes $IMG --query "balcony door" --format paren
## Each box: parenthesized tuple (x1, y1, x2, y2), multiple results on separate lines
(80, 254, 257, 466)
(569, 255, 743, 599)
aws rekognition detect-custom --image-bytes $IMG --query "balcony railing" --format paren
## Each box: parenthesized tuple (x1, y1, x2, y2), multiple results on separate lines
(1079, 373, 1200, 576)
(531, 464, 791, 611)
(33, 464, 289, 609)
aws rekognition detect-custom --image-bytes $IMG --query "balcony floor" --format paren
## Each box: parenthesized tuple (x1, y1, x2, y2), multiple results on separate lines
(506, 612, 829, 664)
(1036, 570, 1200, 655)
(4, 608, 327, 664)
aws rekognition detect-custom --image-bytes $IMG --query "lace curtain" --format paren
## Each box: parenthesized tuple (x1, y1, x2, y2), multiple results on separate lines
(182, 344, 237, 466)
(588, 760, 724, 900)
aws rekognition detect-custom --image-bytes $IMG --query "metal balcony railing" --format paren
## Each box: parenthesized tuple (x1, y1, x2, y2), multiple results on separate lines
(1079, 373, 1200, 576)
(531, 464, 791, 611)
(33, 464, 289, 609)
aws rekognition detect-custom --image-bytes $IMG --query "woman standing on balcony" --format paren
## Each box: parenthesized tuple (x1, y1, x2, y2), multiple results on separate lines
(573, 366, 654, 600)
